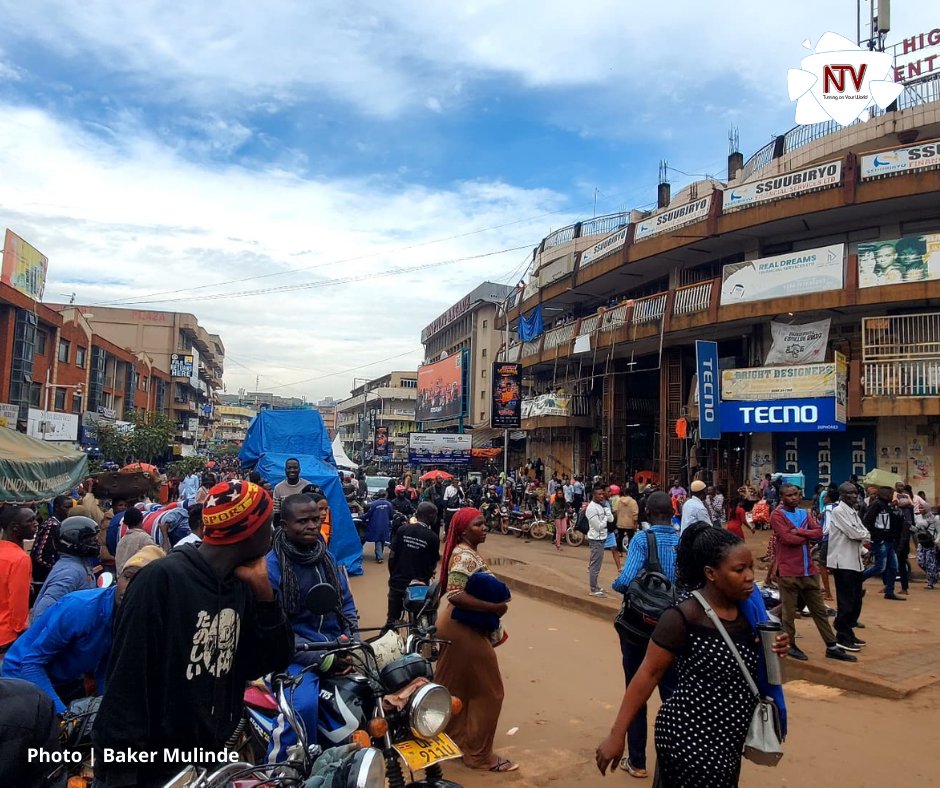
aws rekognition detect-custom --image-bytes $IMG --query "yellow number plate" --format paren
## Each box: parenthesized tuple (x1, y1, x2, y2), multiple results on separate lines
(394, 733, 462, 771)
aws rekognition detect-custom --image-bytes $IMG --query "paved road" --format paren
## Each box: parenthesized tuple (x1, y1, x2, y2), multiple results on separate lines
(348, 554, 940, 787)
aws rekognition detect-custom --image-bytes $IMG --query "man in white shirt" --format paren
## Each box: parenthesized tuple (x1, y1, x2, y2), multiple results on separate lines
(273, 459, 310, 523)
(827, 483, 870, 651)
(586, 484, 614, 597)
(442, 479, 464, 533)
(680, 480, 710, 534)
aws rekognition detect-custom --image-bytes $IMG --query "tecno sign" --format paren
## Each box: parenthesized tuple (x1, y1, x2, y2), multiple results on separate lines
(719, 397, 844, 433)
(738, 404, 818, 425)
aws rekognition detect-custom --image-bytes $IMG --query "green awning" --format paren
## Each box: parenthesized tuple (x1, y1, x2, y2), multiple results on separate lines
(0, 428, 89, 503)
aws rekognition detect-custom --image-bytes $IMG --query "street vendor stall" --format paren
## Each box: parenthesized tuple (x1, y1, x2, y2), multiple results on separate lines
(0, 428, 88, 503)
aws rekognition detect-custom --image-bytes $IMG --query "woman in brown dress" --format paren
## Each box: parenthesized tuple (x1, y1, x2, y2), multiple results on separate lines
(434, 507, 518, 773)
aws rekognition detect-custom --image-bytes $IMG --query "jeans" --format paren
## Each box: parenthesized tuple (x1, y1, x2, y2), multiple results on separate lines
(861, 540, 898, 595)
(374, 541, 385, 561)
(618, 632, 677, 769)
(588, 539, 605, 592)
(830, 568, 863, 645)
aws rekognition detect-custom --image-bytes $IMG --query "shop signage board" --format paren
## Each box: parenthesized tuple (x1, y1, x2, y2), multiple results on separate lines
(775, 426, 875, 493)
(719, 397, 844, 433)
(579, 227, 629, 268)
(26, 409, 79, 441)
(721, 362, 837, 401)
(408, 432, 471, 465)
(859, 140, 940, 179)
(720, 244, 845, 305)
(634, 196, 711, 241)
(695, 341, 720, 439)
(723, 161, 841, 212)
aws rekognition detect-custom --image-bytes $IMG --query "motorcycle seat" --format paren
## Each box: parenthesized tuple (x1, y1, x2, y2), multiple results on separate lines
(244, 685, 278, 714)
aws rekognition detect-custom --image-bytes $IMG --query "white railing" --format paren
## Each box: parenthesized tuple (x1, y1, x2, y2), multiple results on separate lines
(522, 339, 541, 358)
(863, 312, 940, 361)
(543, 324, 575, 350)
(673, 282, 712, 315)
(633, 294, 667, 324)
(578, 315, 599, 335)
(863, 360, 940, 397)
(600, 303, 631, 331)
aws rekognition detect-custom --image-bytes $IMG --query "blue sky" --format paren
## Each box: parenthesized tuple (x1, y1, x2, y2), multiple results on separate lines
(0, 0, 927, 401)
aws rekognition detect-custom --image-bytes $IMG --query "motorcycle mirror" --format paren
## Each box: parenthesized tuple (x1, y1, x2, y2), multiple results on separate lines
(97, 572, 115, 589)
(305, 583, 341, 615)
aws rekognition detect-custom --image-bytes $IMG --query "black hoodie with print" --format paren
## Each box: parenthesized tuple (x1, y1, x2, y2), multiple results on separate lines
(92, 544, 293, 787)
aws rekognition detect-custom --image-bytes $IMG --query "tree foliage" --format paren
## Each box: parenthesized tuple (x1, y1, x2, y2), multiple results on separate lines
(94, 410, 176, 466)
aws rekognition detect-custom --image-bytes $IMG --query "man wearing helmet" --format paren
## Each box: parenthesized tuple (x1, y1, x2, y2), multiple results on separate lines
(30, 516, 101, 623)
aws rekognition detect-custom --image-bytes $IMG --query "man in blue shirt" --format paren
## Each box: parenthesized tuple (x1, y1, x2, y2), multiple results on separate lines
(2, 545, 164, 712)
(610, 492, 680, 778)
(31, 517, 101, 623)
(265, 494, 358, 761)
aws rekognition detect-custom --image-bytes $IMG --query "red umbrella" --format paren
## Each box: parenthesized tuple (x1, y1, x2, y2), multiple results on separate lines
(419, 470, 453, 482)
(120, 462, 159, 475)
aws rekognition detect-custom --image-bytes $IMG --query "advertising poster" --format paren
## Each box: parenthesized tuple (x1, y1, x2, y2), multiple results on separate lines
(720, 244, 845, 305)
(579, 227, 629, 268)
(521, 391, 571, 419)
(26, 409, 79, 441)
(695, 340, 720, 439)
(491, 362, 522, 429)
(720, 398, 844, 433)
(859, 141, 940, 179)
(416, 354, 465, 422)
(374, 426, 389, 457)
(764, 319, 830, 365)
(408, 433, 472, 465)
(723, 161, 842, 212)
(170, 353, 195, 378)
(0, 403, 18, 430)
(775, 426, 876, 494)
(857, 233, 940, 288)
(721, 363, 837, 401)
(634, 196, 711, 241)
(2, 229, 48, 301)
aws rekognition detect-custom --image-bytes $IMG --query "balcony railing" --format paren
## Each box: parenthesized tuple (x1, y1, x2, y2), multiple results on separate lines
(543, 225, 577, 249)
(543, 323, 575, 350)
(633, 294, 667, 324)
(521, 339, 541, 358)
(577, 315, 599, 335)
(673, 282, 713, 316)
(863, 360, 940, 397)
(600, 303, 631, 331)
(579, 211, 631, 239)
(863, 312, 940, 361)
(500, 342, 522, 362)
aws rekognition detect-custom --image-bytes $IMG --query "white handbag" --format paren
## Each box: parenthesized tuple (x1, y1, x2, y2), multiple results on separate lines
(691, 591, 785, 767)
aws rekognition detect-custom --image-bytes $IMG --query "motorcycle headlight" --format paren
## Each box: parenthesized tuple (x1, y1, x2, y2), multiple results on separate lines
(409, 683, 453, 739)
(345, 747, 385, 788)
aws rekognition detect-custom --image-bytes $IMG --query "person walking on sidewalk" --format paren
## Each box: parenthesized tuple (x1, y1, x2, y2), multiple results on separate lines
(610, 492, 679, 779)
(826, 482, 870, 652)
(680, 481, 709, 534)
(771, 484, 856, 663)
(587, 484, 614, 597)
(861, 486, 906, 600)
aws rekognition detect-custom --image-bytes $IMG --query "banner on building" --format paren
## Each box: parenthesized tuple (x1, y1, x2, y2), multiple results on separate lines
(859, 141, 940, 180)
(835, 351, 847, 425)
(579, 227, 629, 268)
(720, 244, 845, 305)
(720, 398, 845, 433)
(775, 426, 875, 493)
(723, 161, 842, 212)
(518, 305, 544, 342)
(634, 196, 711, 242)
(374, 426, 389, 456)
(26, 409, 79, 441)
(721, 363, 837, 401)
(491, 362, 522, 429)
(764, 319, 831, 365)
(695, 341, 720, 439)
(2, 229, 48, 301)
(0, 403, 18, 429)
(170, 353, 195, 378)
(857, 233, 940, 288)
(521, 391, 571, 419)
(408, 432, 472, 465)
(416, 353, 465, 422)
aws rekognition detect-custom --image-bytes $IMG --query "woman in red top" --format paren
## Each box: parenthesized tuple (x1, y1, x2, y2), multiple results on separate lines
(725, 498, 752, 539)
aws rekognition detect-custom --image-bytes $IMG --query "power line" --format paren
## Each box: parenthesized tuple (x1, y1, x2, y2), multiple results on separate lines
(264, 347, 422, 391)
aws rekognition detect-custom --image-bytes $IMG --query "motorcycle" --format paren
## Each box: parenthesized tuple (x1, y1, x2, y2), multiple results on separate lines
(498, 507, 544, 538)
(44, 696, 100, 788)
(479, 499, 505, 532)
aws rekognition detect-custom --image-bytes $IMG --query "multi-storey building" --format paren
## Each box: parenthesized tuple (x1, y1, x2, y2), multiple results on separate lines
(498, 74, 940, 502)
(214, 404, 258, 447)
(335, 372, 417, 463)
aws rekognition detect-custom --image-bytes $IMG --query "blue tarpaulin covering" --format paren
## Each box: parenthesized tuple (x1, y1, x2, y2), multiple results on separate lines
(239, 410, 363, 576)
(518, 304, 544, 342)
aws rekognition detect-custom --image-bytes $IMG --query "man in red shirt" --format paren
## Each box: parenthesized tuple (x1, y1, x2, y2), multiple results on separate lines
(0, 507, 37, 655)
(770, 484, 856, 663)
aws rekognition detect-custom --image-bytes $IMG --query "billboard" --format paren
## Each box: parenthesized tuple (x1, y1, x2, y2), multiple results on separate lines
(416, 353, 465, 422)
(491, 362, 522, 429)
(2, 229, 48, 301)
(170, 353, 195, 378)
(27, 409, 79, 441)
(720, 244, 844, 305)
(0, 403, 18, 429)
(720, 398, 845, 433)
(775, 426, 875, 493)
(579, 227, 629, 268)
(374, 426, 389, 457)
(634, 196, 711, 242)
(521, 391, 570, 419)
(408, 433, 472, 465)
(857, 233, 940, 288)
(859, 141, 940, 179)
(723, 161, 842, 212)
(695, 341, 720, 439)
(721, 363, 838, 401)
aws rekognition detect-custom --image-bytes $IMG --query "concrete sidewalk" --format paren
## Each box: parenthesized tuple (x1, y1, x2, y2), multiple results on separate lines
(480, 531, 940, 699)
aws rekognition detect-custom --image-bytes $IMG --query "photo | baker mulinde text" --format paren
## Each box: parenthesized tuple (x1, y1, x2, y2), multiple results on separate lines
(28, 747, 239, 764)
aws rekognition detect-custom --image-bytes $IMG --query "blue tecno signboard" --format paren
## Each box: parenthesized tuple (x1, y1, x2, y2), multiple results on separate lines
(775, 426, 875, 493)
(695, 341, 721, 439)
(719, 397, 845, 433)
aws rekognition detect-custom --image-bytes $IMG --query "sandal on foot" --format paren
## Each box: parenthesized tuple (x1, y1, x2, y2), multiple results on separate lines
(619, 757, 648, 778)
(489, 757, 519, 772)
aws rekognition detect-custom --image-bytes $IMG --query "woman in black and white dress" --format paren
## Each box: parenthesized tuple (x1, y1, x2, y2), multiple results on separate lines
(595, 523, 789, 787)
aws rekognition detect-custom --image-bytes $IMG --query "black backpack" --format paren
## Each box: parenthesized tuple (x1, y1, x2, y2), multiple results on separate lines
(574, 507, 590, 534)
(615, 531, 675, 644)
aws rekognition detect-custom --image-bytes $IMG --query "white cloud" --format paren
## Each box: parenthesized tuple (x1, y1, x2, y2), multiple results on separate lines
(0, 103, 571, 399)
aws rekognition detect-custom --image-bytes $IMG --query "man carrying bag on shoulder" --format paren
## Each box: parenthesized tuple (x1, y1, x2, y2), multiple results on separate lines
(610, 492, 680, 778)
